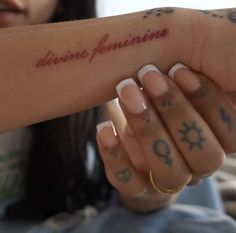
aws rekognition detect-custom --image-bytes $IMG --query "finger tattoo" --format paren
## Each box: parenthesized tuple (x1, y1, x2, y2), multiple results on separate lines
(193, 85, 209, 98)
(153, 139, 173, 166)
(179, 122, 206, 150)
(110, 147, 119, 158)
(219, 106, 232, 131)
(161, 93, 174, 107)
(116, 168, 132, 183)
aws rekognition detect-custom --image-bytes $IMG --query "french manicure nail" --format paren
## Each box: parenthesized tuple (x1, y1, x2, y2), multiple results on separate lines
(97, 121, 118, 148)
(168, 63, 201, 93)
(168, 63, 189, 79)
(138, 64, 168, 97)
(116, 79, 147, 114)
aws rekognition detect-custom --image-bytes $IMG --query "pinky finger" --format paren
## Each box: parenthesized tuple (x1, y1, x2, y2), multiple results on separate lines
(96, 120, 147, 197)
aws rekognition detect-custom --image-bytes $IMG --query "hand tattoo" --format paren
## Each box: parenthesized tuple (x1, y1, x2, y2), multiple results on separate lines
(179, 121, 205, 150)
(116, 168, 132, 183)
(219, 106, 232, 131)
(153, 140, 172, 166)
(161, 93, 174, 107)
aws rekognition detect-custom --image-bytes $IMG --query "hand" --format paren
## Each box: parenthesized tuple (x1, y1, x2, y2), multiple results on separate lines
(96, 63, 236, 212)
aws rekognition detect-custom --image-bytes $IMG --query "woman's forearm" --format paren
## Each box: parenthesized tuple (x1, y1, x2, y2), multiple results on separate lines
(0, 7, 196, 132)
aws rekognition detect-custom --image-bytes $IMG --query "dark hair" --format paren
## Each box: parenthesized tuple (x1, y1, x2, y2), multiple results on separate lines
(54, 0, 97, 21)
(6, 0, 112, 219)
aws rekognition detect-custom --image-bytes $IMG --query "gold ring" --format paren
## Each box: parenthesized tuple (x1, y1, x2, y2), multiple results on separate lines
(149, 170, 185, 195)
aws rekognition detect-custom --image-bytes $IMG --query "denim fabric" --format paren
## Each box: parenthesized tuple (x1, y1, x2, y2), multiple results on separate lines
(71, 205, 236, 233)
(176, 176, 225, 212)
(28, 177, 236, 233)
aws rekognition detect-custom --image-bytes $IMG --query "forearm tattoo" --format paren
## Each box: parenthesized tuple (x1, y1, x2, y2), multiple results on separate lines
(219, 106, 232, 131)
(153, 139, 172, 166)
(179, 121, 205, 150)
(116, 168, 132, 183)
(198, 9, 236, 23)
(36, 29, 168, 68)
(35, 7, 173, 69)
(143, 7, 175, 19)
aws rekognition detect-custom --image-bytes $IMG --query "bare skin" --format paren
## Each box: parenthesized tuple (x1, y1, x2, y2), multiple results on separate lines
(1, 4, 236, 213)
(98, 64, 234, 212)
(0, 0, 58, 27)
(0, 7, 236, 133)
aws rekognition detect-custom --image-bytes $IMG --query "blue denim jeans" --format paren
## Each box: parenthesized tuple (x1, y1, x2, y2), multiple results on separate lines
(28, 177, 236, 233)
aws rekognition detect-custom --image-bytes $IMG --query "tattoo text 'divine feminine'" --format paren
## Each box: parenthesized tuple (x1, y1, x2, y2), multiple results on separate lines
(36, 28, 169, 68)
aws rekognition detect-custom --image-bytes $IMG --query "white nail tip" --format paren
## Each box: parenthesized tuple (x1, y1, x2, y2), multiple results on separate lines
(116, 79, 137, 98)
(168, 63, 189, 79)
(96, 120, 115, 133)
(137, 64, 161, 83)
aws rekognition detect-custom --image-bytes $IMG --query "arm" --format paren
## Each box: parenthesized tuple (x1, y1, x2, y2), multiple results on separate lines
(1, 7, 236, 133)
(0, 7, 194, 132)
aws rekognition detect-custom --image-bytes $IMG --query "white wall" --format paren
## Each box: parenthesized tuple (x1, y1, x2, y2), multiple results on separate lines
(98, 0, 236, 17)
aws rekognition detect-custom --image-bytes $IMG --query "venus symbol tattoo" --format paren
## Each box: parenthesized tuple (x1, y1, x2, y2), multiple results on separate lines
(219, 107, 232, 131)
(153, 140, 172, 166)
(116, 168, 132, 183)
(178, 122, 205, 150)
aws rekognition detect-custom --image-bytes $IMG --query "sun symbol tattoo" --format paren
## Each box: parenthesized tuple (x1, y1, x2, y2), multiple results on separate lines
(178, 122, 205, 150)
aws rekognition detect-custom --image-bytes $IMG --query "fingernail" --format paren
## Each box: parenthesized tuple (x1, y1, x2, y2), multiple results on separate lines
(97, 121, 118, 148)
(168, 63, 201, 92)
(116, 79, 147, 114)
(137, 64, 168, 97)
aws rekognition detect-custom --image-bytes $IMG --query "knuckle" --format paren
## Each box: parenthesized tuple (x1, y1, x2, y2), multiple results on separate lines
(151, 171, 191, 191)
(135, 109, 160, 137)
(193, 151, 225, 176)
(224, 144, 236, 154)
(135, 123, 159, 137)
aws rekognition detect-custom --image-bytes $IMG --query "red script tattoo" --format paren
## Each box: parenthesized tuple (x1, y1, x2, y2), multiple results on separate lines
(36, 28, 169, 68)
